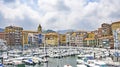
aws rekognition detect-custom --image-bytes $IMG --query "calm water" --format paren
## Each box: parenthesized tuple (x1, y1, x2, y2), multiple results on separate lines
(6, 56, 77, 67)
(26, 56, 77, 67)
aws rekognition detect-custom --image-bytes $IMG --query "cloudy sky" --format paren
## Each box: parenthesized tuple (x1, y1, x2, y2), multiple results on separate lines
(0, 0, 120, 31)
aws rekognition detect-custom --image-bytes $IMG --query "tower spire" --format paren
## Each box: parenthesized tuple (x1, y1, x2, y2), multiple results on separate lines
(38, 24, 42, 33)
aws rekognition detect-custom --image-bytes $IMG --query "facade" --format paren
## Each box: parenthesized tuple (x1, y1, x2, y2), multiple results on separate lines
(98, 23, 113, 48)
(97, 28, 102, 38)
(111, 21, 120, 49)
(84, 32, 97, 47)
(98, 36, 114, 48)
(22, 30, 38, 46)
(4, 26, 23, 47)
(66, 32, 72, 46)
(75, 31, 87, 46)
(66, 31, 87, 46)
(59, 34, 66, 46)
(0, 32, 5, 40)
(45, 32, 59, 46)
(101, 23, 112, 37)
(70, 32, 76, 46)
(22, 24, 42, 47)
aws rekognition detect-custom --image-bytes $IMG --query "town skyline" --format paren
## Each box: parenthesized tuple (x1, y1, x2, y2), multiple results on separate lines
(0, 0, 120, 31)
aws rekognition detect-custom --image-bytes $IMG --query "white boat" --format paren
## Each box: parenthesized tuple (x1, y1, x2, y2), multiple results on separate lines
(0, 63, 4, 67)
(22, 58, 36, 65)
(77, 54, 94, 63)
(85, 60, 96, 67)
(41, 57, 48, 63)
(76, 54, 85, 64)
(93, 60, 107, 67)
(32, 57, 41, 64)
(0, 39, 7, 51)
(77, 64, 87, 67)
(77, 62, 87, 67)
(85, 59, 107, 67)
(64, 64, 72, 67)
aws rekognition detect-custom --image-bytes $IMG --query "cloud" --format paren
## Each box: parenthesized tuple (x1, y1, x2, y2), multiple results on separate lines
(3, 0, 15, 3)
(0, 0, 120, 31)
(55, 0, 71, 12)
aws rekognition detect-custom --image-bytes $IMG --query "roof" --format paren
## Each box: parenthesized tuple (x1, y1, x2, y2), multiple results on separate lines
(112, 21, 120, 25)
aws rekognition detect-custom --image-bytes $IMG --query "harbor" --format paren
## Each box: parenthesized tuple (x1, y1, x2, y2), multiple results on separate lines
(0, 0, 120, 67)
(1, 45, 120, 67)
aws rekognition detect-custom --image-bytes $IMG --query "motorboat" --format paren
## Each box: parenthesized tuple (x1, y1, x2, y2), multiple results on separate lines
(93, 60, 107, 67)
(64, 64, 72, 67)
(0, 63, 4, 67)
(77, 62, 87, 67)
(22, 59, 36, 65)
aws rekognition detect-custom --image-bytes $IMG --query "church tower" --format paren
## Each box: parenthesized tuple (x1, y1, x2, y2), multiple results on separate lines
(37, 24, 42, 33)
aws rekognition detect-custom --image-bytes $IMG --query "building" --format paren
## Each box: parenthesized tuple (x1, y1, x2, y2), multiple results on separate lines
(84, 32, 97, 47)
(22, 30, 38, 46)
(111, 21, 120, 49)
(22, 24, 42, 47)
(98, 23, 113, 48)
(75, 31, 87, 46)
(98, 36, 114, 48)
(66, 32, 72, 46)
(97, 28, 103, 38)
(101, 23, 112, 37)
(4, 26, 23, 48)
(45, 32, 59, 46)
(66, 31, 87, 46)
(59, 34, 66, 46)
(0, 32, 5, 40)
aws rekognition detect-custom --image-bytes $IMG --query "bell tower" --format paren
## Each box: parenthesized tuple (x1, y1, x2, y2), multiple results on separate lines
(37, 24, 42, 33)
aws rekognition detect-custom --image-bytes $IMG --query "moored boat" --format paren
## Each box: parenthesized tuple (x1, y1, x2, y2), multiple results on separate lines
(64, 64, 72, 67)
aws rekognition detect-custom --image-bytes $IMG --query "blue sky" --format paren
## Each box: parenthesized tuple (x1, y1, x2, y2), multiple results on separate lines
(0, 0, 120, 31)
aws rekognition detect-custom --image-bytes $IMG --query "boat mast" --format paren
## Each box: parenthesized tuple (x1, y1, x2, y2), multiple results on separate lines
(57, 33, 60, 67)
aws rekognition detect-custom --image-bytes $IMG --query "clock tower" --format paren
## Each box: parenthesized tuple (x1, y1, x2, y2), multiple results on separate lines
(37, 24, 42, 33)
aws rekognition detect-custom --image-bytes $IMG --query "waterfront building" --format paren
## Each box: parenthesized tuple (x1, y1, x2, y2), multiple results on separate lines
(45, 32, 59, 46)
(101, 23, 113, 48)
(75, 31, 87, 47)
(59, 34, 66, 46)
(66, 32, 73, 46)
(22, 24, 42, 47)
(97, 28, 103, 38)
(91, 23, 114, 48)
(84, 32, 96, 47)
(4, 26, 23, 48)
(0, 32, 5, 40)
(111, 21, 120, 31)
(98, 36, 114, 48)
(66, 31, 87, 46)
(111, 21, 120, 49)
(70, 32, 76, 46)
(101, 23, 112, 37)
(22, 30, 38, 46)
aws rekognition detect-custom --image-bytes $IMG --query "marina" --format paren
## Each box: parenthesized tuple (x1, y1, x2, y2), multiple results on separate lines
(1, 45, 120, 67)
(0, 39, 120, 67)
(0, 0, 120, 67)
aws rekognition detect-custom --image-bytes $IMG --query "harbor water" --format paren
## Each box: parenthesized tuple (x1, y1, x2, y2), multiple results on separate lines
(6, 56, 77, 67)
